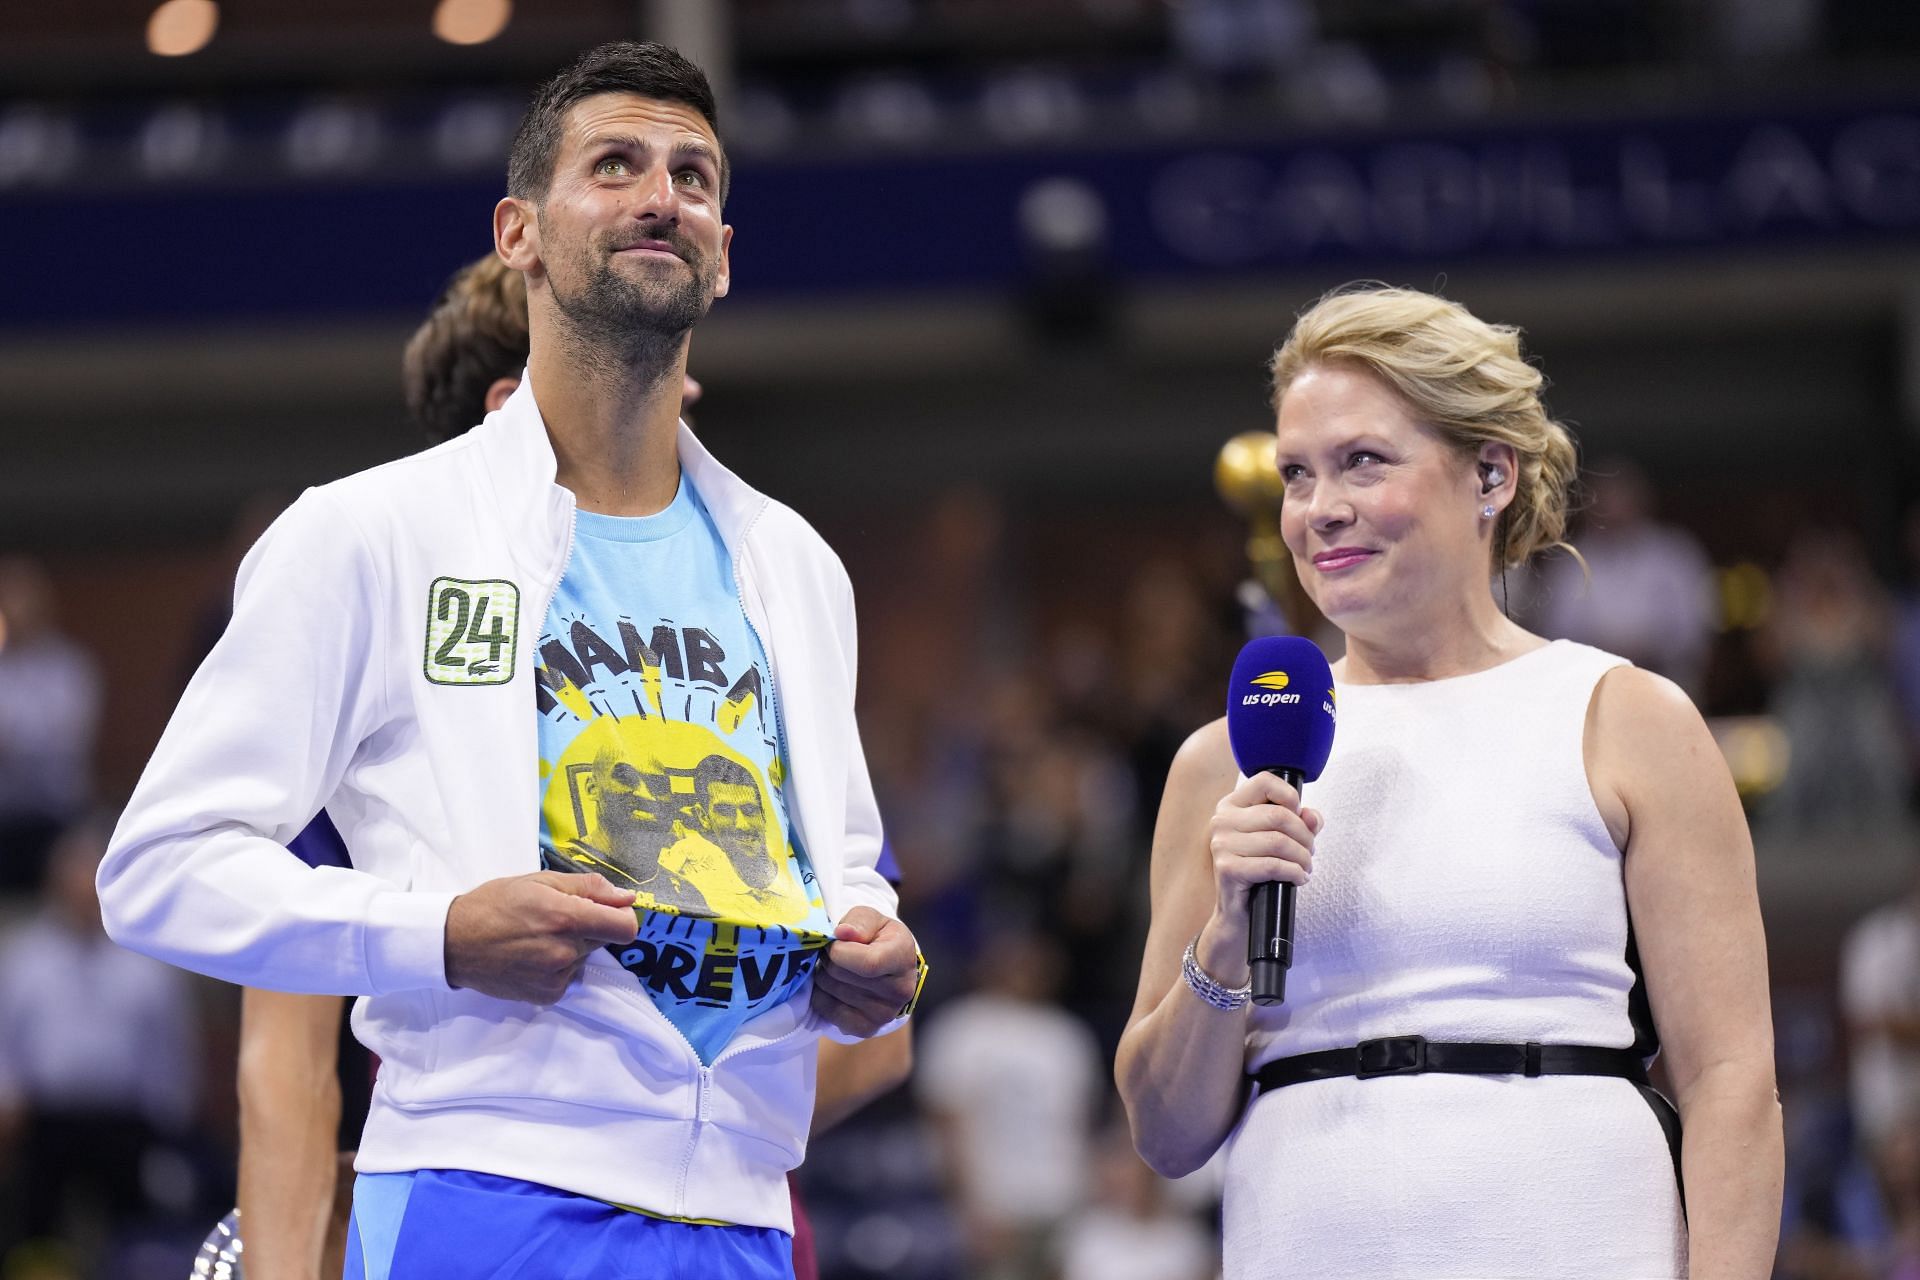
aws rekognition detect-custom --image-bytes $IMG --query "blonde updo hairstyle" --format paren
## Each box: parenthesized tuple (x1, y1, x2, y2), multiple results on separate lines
(1268, 285, 1578, 569)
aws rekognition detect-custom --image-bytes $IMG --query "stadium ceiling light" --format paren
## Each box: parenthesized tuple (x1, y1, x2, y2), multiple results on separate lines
(284, 99, 385, 175)
(433, 0, 512, 46)
(147, 0, 219, 57)
(139, 103, 229, 179)
(0, 107, 82, 186)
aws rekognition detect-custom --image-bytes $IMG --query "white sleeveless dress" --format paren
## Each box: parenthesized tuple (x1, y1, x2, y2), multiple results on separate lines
(1222, 641, 1687, 1280)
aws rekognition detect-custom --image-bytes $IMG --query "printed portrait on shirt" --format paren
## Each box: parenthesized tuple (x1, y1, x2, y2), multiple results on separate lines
(542, 709, 809, 926)
(532, 486, 834, 1063)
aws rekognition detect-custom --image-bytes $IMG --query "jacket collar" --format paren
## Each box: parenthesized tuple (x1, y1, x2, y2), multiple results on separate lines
(474, 370, 770, 580)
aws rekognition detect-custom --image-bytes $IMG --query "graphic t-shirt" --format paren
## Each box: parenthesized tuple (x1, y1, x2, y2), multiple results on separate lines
(536, 478, 831, 1065)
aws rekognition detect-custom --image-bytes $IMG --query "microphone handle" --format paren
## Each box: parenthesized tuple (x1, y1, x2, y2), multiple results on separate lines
(1247, 765, 1304, 1007)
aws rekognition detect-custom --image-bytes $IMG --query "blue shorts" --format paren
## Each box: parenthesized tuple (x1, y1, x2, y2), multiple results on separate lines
(344, 1169, 795, 1280)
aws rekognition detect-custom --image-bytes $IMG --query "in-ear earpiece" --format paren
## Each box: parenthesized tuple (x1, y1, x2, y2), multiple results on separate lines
(1480, 466, 1503, 495)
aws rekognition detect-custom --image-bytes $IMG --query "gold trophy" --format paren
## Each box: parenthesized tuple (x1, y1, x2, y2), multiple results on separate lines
(1214, 430, 1325, 641)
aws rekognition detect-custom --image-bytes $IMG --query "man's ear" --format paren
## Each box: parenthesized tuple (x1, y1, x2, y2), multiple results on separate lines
(495, 196, 541, 275)
(483, 377, 520, 413)
(710, 223, 732, 300)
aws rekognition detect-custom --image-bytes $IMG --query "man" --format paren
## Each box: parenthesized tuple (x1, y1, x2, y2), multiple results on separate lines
(240, 255, 910, 1280)
(103, 42, 918, 1279)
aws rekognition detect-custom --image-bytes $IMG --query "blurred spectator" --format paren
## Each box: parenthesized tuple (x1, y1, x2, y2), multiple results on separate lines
(0, 558, 101, 894)
(1842, 871, 1920, 1153)
(1708, 0, 1822, 64)
(1534, 459, 1717, 697)
(178, 493, 291, 686)
(981, 717, 1138, 1036)
(1170, 0, 1315, 75)
(916, 928, 1102, 1280)
(1876, 1113, 1920, 1279)
(0, 814, 198, 1272)
(1795, 1110, 1920, 1280)
(1776, 989, 1885, 1280)
(1762, 529, 1907, 831)
(1891, 503, 1920, 803)
(1056, 1125, 1216, 1280)
(1121, 554, 1232, 841)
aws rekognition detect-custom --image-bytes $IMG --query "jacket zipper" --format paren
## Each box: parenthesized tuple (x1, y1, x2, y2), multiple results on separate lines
(729, 500, 792, 774)
(670, 985, 819, 1217)
(728, 501, 841, 915)
(677, 1010, 820, 1212)
(537, 498, 579, 654)
(579, 962, 816, 1218)
(544, 495, 731, 1194)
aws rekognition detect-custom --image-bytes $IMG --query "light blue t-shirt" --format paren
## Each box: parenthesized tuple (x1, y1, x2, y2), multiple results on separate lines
(535, 476, 831, 1065)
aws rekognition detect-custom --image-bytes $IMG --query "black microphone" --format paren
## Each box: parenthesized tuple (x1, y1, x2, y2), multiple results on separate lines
(1224, 636, 1337, 1006)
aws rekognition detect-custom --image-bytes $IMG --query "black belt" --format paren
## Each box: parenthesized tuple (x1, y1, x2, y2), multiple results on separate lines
(1250, 1035, 1648, 1091)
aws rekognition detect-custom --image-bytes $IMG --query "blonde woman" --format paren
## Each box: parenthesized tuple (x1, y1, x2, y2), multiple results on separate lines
(1116, 286, 1781, 1278)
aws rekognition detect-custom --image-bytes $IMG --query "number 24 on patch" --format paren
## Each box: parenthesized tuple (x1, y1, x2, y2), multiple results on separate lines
(424, 577, 519, 686)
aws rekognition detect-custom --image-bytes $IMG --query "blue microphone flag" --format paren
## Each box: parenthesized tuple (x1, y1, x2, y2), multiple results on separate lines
(1225, 636, 1336, 781)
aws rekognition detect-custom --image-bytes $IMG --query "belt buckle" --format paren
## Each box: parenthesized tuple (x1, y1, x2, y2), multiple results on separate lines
(1356, 1035, 1427, 1079)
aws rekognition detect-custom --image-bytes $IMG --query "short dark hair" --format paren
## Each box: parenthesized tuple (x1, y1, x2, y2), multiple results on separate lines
(694, 754, 758, 797)
(401, 253, 529, 442)
(508, 41, 727, 205)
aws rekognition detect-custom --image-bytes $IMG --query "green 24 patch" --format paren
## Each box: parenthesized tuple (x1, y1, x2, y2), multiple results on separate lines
(423, 577, 519, 686)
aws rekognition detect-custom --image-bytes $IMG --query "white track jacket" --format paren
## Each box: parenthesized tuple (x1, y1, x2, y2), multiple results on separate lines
(98, 378, 898, 1232)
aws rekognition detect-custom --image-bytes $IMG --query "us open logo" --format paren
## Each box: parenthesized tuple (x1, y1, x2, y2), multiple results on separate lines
(1242, 669, 1302, 706)
(424, 577, 519, 686)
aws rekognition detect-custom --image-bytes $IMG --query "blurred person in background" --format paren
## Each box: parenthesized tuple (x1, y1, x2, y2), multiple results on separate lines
(1117, 286, 1781, 1278)
(1762, 528, 1906, 831)
(1771, 990, 1886, 1280)
(1873, 1113, 1920, 1280)
(978, 710, 1138, 1044)
(0, 814, 198, 1275)
(1055, 1124, 1216, 1280)
(1788, 1111, 1920, 1280)
(234, 249, 909, 1280)
(99, 41, 917, 1280)
(1533, 457, 1718, 698)
(0, 558, 101, 894)
(1890, 503, 1920, 806)
(400, 252, 534, 446)
(1119, 556, 1239, 863)
(917, 927, 1102, 1280)
(1841, 859, 1920, 1158)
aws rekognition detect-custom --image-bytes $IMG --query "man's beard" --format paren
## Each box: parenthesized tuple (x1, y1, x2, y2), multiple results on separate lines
(721, 840, 775, 888)
(546, 226, 716, 368)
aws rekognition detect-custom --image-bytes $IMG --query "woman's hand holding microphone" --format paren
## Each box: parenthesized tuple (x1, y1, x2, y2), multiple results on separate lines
(1194, 772, 1323, 992)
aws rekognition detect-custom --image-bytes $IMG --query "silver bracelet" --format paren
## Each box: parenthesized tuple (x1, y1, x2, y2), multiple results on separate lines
(1181, 936, 1252, 1011)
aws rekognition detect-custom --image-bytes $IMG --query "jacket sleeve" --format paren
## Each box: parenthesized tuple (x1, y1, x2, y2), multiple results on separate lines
(828, 555, 899, 926)
(819, 552, 922, 1043)
(97, 488, 453, 996)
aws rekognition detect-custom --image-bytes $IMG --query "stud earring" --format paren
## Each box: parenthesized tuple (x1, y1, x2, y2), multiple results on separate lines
(1481, 505, 1496, 519)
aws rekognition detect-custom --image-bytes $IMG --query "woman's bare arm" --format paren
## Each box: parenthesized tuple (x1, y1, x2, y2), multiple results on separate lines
(1115, 720, 1318, 1176)
(1591, 667, 1783, 1280)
